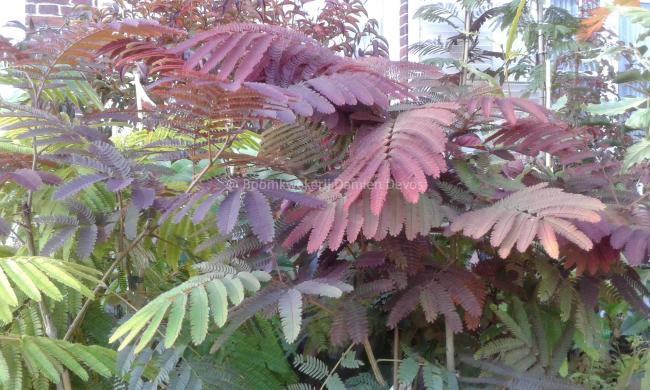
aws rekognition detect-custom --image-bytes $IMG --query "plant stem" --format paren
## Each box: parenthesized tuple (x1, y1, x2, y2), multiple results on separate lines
(185, 135, 233, 194)
(22, 138, 71, 390)
(445, 317, 455, 373)
(363, 337, 385, 386)
(393, 328, 399, 390)
(63, 226, 151, 341)
(319, 343, 354, 390)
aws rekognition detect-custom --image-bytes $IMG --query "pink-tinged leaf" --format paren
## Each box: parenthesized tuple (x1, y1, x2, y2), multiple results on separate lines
(490, 209, 518, 248)
(287, 98, 314, 117)
(343, 153, 384, 210)
(370, 160, 390, 216)
(328, 200, 348, 251)
(197, 33, 241, 72)
(307, 77, 346, 106)
(389, 156, 421, 204)
(340, 75, 374, 106)
(288, 85, 335, 114)
(9, 169, 43, 191)
(345, 198, 365, 243)
(384, 189, 405, 236)
(217, 188, 242, 236)
(234, 34, 274, 83)
(361, 195, 380, 239)
(516, 217, 538, 253)
(496, 98, 517, 125)
(623, 230, 649, 266)
(454, 134, 482, 147)
(217, 32, 261, 81)
(307, 205, 336, 253)
(512, 98, 549, 122)
(480, 96, 495, 117)
(392, 152, 428, 193)
(537, 221, 559, 259)
(132, 187, 155, 209)
(183, 34, 228, 70)
(244, 189, 275, 243)
(52, 174, 107, 201)
(76, 224, 98, 259)
(278, 289, 303, 343)
(497, 214, 525, 258)
(244, 82, 289, 104)
(283, 211, 316, 248)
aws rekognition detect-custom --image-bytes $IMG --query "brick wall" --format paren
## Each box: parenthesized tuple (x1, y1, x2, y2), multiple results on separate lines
(26, 0, 96, 26)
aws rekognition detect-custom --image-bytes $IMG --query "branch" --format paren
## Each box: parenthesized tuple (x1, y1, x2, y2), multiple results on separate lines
(363, 337, 386, 386)
(185, 135, 234, 194)
(319, 344, 354, 390)
(63, 226, 151, 341)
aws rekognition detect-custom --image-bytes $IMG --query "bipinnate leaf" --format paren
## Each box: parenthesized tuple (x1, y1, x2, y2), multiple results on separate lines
(244, 188, 275, 243)
(295, 280, 345, 298)
(9, 169, 43, 191)
(450, 183, 605, 258)
(334, 103, 457, 213)
(110, 270, 269, 351)
(189, 286, 210, 345)
(52, 174, 107, 201)
(278, 289, 303, 343)
(217, 188, 242, 236)
(164, 294, 187, 349)
(40, 226, 77, 256)
(0, 257, 97, 323)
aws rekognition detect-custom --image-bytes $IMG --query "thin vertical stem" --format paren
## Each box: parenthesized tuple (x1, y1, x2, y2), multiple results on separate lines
(363, 337, 386, 386)
(445, 317, 455, 373)
(461, 4, 472, 86)
(393, 328, 399, 390)
(538, 0, 553, 168)
(23, 138, 71, 390)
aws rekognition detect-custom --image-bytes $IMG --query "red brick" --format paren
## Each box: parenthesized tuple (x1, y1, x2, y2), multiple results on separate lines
(60, 6, 75, 16)
(38, 0, 71, 4)
(28, 16, 65, 27)
(38, 4, 60, 15)
(71, 0, 92, 5)
(25, 4, 36, 14)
